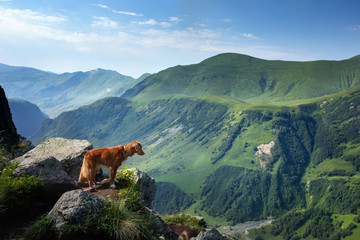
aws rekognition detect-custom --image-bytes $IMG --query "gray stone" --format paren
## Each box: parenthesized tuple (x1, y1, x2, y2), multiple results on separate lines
(13, 156, 77, 203)
(191, 228, 232, 240)
(130, 168, 157, 209)
(14, 156, 72, 185)
(15, 137, 93, 180)
(48, 189, 106, 231)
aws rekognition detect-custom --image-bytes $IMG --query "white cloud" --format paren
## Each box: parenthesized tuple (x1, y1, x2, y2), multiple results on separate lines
(194, 21, 207, 27)
(137, 18, 171, 27)
(242, 33, 259, 40)
(92, 16, 118, 29)
(93, 3, 142, 17)
(222, 18, 232, 23)
(170, 17, 182, 23)
(350, 25, 360, 31)
(94, 4, 110, 9)
(112, 9, 142, 17)
(5, 9, 67, 23)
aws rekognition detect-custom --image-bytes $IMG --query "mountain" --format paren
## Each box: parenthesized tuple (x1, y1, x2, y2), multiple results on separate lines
(30, 53, 360, 235)
(122, 53, 360, 104)
(8, 99, 48, 139)
(0, 64, 140, 117)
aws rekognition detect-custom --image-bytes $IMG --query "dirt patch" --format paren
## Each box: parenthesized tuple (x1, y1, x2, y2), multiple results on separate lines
(169, 224, 200, 239)
(81, 179, 121, 199)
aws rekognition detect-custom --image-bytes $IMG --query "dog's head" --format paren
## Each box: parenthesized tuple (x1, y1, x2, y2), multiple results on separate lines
(126, 141, 145, 156)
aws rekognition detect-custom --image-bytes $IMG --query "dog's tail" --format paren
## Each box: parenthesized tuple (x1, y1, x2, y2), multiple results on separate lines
(78, 164, 87, 183)
(78, 155, 90, 183)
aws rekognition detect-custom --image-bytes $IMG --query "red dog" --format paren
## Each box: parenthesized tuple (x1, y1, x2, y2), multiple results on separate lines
(78, 141, 145, 189)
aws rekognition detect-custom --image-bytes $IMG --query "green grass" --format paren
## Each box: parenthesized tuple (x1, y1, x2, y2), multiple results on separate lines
(163, 213, 206, 232)
(25, 215, 57, 240)
(0, 162, 43, 214)
(248, 226, 282, 240)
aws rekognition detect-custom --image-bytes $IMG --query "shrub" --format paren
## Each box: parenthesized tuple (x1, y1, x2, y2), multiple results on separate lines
(115, 167, 137, 188)
(163, 213, 206, 232)
(0, 145, 10, 172)
(0, 163, 43, 214)
(118, 186, 143, 212)
(24, 215, 57, 240)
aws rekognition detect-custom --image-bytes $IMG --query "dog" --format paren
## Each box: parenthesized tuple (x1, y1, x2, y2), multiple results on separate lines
(78, 141, 145, 189)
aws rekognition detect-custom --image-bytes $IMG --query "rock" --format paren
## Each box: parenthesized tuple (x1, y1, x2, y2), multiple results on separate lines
(144, 207, 179, 240)
(130, 168, 157, 208)
(15, 137, 93, 180)
(255, 141, 275, 168)
(13, 156, 77, 203)
(191, 228, 232, 240)
(47, 189, 106, 231)
(0, 85, 18, 146)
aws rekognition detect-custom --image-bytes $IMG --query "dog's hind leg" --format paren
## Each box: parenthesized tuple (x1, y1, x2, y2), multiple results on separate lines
(87, 167, 97, 191)
(93, 166, 101, 185)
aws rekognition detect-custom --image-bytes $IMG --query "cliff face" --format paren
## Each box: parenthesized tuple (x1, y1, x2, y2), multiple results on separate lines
(0, 85, 18, 145)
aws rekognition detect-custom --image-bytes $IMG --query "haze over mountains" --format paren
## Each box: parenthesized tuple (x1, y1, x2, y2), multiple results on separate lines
(2, 53, 360, 238)
(0, 63, 148, 118)
(8, 98, 48, 139)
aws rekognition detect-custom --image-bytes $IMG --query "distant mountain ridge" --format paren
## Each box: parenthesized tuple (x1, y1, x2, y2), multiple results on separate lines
(0, 63, 143, 117)
(123, 53, 360, 104)
(8, 98, 48, 139)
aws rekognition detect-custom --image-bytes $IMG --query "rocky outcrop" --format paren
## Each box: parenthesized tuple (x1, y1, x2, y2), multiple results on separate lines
(48, 189, 106, 231)
(130, 168, 157, 208)
(255, 141, 275, 168)
(15, 137, 93, 180)
(13, 138, 92, 203)
(0, 85, 18, 146)
(190, 228, 232, 240)
(14, 156, 77, 203)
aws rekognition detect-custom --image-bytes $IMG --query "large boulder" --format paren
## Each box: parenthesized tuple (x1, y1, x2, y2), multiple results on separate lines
(15, 137, 93, 180)
(130, 168, 157, 208)
(13, 156, 77, 203)
(48, 189, 106, 231)
(191, 228, 233, 240)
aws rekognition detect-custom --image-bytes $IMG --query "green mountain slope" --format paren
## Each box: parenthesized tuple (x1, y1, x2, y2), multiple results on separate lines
(122, 53, 360, 104)
(0, 64, 139, 117)
(31, 86, 360, 228)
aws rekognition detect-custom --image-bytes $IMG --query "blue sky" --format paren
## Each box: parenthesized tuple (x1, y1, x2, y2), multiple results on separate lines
(0, 0, 359, 78)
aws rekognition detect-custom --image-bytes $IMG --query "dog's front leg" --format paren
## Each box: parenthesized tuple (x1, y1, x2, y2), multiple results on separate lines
(109, 167, 118, 189)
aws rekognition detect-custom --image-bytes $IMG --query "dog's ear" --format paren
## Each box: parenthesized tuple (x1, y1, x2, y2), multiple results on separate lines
(135, 142, 140, 152)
